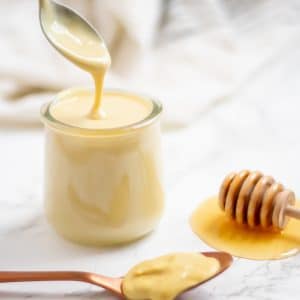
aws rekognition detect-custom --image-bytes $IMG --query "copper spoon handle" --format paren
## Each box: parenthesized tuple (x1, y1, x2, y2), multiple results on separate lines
(0, 271, 122, 295)
(0, 271, 89, 283)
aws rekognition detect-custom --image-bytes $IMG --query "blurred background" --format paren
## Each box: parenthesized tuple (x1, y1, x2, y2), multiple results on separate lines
(1, 0, 300, 128)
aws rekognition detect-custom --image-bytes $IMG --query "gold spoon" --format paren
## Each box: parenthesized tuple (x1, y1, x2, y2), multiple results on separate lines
(0, 252, 232, 298)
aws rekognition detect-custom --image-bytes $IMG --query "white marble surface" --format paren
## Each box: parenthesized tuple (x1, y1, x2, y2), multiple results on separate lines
(1, 65, 300, 300)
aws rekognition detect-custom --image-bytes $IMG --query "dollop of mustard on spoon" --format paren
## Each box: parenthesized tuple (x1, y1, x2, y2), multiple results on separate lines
(122, 252, 220, 300)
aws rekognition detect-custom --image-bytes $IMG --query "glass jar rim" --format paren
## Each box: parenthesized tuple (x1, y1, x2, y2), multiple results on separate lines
(40, 88, 163, 136)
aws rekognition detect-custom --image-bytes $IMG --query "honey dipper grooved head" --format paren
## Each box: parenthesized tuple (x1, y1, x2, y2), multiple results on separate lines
(218, 170, 295, 230)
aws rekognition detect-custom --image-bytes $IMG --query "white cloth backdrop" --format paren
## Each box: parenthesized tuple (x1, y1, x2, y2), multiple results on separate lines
(0, 0, 299, 128)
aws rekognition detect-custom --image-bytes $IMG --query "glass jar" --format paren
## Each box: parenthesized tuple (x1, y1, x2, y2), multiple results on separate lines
(41, 89, 164, 246)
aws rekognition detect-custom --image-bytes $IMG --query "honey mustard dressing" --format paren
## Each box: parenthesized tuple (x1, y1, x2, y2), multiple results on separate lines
(40, 1, 164, 245)
(50, 89, 152, 129)
(41, 0, 110, 119)
(122, 253, 220, 300)
(190, 197, 300, 260)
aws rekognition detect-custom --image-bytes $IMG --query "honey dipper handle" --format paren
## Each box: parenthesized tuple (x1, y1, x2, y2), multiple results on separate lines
(285, 205, 300, 220)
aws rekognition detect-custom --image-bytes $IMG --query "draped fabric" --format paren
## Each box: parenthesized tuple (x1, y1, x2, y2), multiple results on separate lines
(0, 0, 299, 127)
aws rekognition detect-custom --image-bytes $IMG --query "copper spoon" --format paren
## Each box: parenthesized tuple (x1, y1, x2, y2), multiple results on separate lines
(0, 252, 232, 298)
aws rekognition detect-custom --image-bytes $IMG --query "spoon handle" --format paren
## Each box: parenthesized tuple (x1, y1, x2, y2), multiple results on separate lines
(0, 271, 91, 283)
(0, 271, 122, 295)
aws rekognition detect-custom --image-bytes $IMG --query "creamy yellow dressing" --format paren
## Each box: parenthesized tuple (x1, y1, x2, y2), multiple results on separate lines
(122, 253, 220, 300)
(50, 89, 152, 129)
(190, 197, 300, 260)
(43, 89, 163, 246)
(40, 0, 110, 118)
(40, 2, 164, 245)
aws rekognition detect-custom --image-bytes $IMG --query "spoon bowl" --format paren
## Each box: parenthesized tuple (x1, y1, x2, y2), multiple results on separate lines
(39, 0, 110, 70)
(0, 251, 232, 298)
(167, 251, 232, 298)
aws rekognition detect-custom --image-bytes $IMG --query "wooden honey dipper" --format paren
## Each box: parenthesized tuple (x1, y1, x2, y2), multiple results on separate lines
(219, 170, 300, 230)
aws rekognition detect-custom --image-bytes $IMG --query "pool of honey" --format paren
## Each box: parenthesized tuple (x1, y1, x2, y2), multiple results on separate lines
(190, 197, 300, 260)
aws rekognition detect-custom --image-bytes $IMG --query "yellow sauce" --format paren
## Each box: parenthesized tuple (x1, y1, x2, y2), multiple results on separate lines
(40, 2, 164, 245)
(122, 253, 220, 300)
(50, 88, 152, 129)
(190, 197, 300, 260)
(43, 89, 163, 246)
(40, 0, 111, 118)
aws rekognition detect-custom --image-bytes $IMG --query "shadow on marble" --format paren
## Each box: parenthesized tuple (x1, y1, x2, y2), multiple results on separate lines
(178, 287, 218, 300)
(0, 290, 118, 300)
(0, 213, 149, 269)
(0, 287, 218, 300)
(0, 216, 103, 267)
